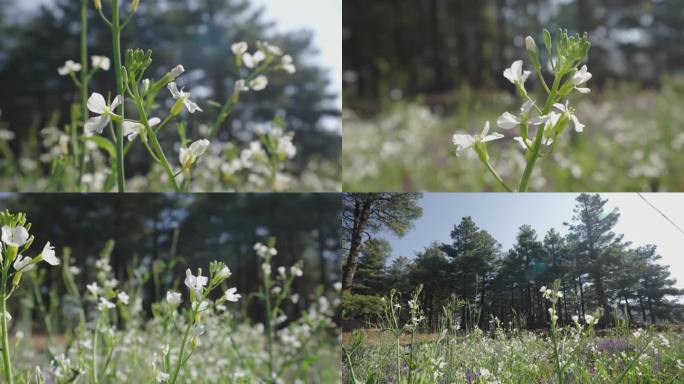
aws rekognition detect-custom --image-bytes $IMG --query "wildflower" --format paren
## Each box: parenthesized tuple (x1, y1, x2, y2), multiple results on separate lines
(156, 370, 170, 383)
(290, 293, 299, 303)
(40, 242, 60, 265)
(117, 291, 129, 305)
(263, 42, 283, 56)
(184, 269, 208, 297)
(0, 129, 15, 141)
(633, 329, 644, 339)
(261, 262, 272, 276)
(496, 100, 545, 130)
(166, 291, 182, 306)
(179, 139, 210, 169)
(122, 118, 160, 142)
(553, 101, 585, 132)
(13, 255, 34, 272)
(281, 55, 296, 74)
(249, 75, 268, 91)
(231, 42, 248, 56)
(242, 51, 265, 68)
(192, 300, 209, 312)
(452, 121, 503, 157)
(503, 60, 530, 85)
(85, 93, 123, 134)
(168, 82, 203, 114)
(277, 266, 287, 279)
(91, 55, 111, 71)
(224, 287, 241, 302)
(69, 266, 81, 275)
(1, 225, 29, 248)
(57, 60, 82, 76)
(334, 282, 342, 292)
(290, 265, 303, 277)
(97, 297, 116, 311)
(216, 266, 232, 279)
(87, 282, 101, 297)
(571, 65, 592, 93)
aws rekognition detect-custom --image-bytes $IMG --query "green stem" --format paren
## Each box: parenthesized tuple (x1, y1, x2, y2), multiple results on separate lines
(0, 274, 13, 384)
(484, 160, 513, 192)
(169, 306, 198, 384)
(518, 73, 562, 192)
(111, 0, 125, 192)
(263, 263, 274, 381)
(78, 0, 88, 188)
(91, 315, 101, 384)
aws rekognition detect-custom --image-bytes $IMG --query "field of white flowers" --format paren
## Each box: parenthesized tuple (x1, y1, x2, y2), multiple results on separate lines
(0, 211, 340, 383)
(342, 286, 684, 384)
(0, 0, 341, 193)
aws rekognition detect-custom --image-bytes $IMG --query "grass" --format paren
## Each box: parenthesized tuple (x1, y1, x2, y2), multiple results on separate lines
(343, 77, 684, 192)
(342, 326, 684, 383)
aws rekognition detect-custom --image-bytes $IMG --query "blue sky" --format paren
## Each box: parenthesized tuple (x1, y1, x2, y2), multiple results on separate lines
(379, 193, 684, 290)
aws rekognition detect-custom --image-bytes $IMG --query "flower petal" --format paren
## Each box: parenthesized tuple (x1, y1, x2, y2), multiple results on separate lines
(85, 116, 109, 135)
(87, 93, 107, 114)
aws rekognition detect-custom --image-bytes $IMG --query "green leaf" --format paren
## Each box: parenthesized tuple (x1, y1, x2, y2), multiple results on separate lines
(206, 100, 222, 108)
(83, 135, 117, 158)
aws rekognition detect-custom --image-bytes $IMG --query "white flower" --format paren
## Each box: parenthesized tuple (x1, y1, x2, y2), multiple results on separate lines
(192, 300, 209, 312)
(496, 100, 545, 130)
(503, 60, 530, 84)
(41, 242, 59, 265)
(572, 315, 579, 323)
(87, 282, 102, 297)
(249, 75, 268, 91)
(452, 121, 503, 156)
(156, 370, 170, 383)
(277, 266, 287, 279)
(117, 292, 129, 305)
(179, 139, 210, 168)
(97, 297, 116, 311)
(224, 287, 241, 302)
(184, 269, 208, 297)
(216, 266, 232, 279)
(91, 55, 111, 71)
(166, 291, 182, 306)
(1, 225, 29, 248)
(290, 266, 303, 277)
(525, 36, 536, 52)
(122, 118, 161, 141)
(13, 254, 34, 272)
(571, 65, 592, 93)
(553, 101, 585, 132)
(261, 262, 271, 276)
(167, 82, 203, 114)
(264, 42, 283, 56)
(57, 60, 82, 76)
(231, 41, 248, 56)
(85, 93, 123, 134)
(333, 282, 342, 292)
(69, 266, 81, 275)
(281, 55, 296, 74)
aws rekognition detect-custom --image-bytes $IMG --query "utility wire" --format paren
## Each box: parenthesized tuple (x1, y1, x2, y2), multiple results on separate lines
(636, 193, 684, 236)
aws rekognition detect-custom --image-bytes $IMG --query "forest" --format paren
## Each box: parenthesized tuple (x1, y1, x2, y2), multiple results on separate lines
(341, 193, 684, 383)
(342, 193, 684, 328)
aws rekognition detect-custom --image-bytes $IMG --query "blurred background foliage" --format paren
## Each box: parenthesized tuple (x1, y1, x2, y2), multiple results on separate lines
(0, 193, 341, 321)
(0, 0, 340, 182)
(342, 0, 684, 191)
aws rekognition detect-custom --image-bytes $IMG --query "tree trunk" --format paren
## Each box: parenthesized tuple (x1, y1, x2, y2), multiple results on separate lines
(578, 275, 586, 320)
(341, 199, 372, 294)
(647, 296, 656, 324)
(638, 290, 647, 324)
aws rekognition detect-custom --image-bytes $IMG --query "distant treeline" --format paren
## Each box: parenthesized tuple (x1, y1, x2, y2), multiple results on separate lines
(343, 0, 684, 104)
(342, 193, 684, 330)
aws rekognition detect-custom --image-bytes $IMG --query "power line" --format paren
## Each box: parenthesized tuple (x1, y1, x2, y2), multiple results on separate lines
(636, 193, 684, 236)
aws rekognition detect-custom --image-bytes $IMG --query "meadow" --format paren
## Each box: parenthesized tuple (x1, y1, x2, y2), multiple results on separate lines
(0, 211, 340, 383)
(343, 78, 684, 192)
(342, 288, 684, 384)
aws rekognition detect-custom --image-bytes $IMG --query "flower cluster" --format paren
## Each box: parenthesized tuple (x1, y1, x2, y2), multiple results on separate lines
(452, 29, 591, 192)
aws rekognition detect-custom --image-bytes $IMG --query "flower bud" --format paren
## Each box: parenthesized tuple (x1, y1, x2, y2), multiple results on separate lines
(94, 0, 102, 10)
(141, 78, 150, 96)
(131, 0, 140, 12)
(525, 36, 537, 53)
(170, 65, 185, 79)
